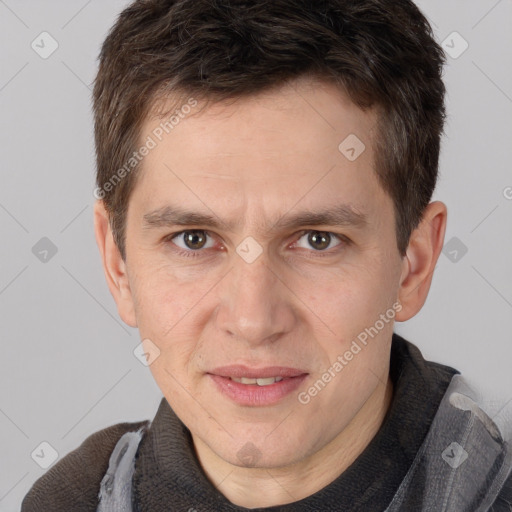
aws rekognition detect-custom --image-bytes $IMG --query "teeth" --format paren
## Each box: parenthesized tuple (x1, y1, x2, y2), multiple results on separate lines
(256, 377, 279, 386)
(231, 376, 284, 386)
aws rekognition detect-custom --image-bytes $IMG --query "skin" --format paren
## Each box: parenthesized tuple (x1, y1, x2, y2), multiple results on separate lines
(94, 76, 447, 508)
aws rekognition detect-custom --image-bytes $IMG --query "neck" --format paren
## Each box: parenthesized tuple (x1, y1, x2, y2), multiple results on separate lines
(193, 375, 394, 508)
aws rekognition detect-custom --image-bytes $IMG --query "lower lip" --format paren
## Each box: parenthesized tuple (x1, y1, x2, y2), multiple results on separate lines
(209, 374, 308, 406)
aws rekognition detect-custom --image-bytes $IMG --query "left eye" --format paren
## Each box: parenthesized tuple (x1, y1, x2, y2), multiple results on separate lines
(294, 231, 343, 251)
(170, 230, 215, 251)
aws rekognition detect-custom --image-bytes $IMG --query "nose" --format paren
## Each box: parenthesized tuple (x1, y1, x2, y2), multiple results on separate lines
(214, 249, 296, 347)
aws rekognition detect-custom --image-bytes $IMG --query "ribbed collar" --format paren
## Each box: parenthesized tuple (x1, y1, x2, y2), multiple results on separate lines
(133, 333, 459, 511)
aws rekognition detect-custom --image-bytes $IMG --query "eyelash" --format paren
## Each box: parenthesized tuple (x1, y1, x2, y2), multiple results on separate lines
(164, 230, 350, 259)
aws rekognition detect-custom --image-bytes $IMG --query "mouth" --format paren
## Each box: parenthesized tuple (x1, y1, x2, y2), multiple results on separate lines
(208, 366, 308, 406)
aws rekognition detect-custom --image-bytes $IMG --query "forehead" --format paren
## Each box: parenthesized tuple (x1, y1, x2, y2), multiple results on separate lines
(145, 78, 377, 162)
(130, 78, 391, 230)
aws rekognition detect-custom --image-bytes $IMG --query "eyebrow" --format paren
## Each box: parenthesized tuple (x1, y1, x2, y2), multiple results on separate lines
(142, 204, 368, 233)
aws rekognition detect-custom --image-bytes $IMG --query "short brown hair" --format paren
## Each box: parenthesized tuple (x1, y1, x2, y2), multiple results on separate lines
(93, 0, 446, 259)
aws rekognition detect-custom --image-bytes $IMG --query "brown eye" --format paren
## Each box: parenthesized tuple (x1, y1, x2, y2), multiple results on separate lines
(183, 230, 207, 250)
(308, 231, 331, 250)
(171, 230, 214, 251)
(294, 231, 343, 252)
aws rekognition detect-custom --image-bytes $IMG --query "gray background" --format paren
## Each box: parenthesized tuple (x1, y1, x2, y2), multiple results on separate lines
(0, 0, 511, 509)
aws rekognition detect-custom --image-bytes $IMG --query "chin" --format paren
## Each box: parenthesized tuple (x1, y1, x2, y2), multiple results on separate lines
(212, 429, 311, 469)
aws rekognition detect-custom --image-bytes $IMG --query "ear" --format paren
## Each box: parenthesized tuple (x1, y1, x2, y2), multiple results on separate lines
(395, 201, 447, 322)
(93, 200, 137, 328)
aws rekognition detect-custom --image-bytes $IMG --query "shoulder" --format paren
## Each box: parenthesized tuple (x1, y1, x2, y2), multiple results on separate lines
(21, 420, 149, 512)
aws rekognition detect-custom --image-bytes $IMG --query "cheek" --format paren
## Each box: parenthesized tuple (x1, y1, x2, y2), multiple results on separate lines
(129, 259, 214, 332)
(309, 260, 393, 323)
(128, 262, 223, 383)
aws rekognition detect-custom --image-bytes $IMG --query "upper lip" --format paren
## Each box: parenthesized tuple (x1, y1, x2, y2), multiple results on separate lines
(208, 365, 308, 379)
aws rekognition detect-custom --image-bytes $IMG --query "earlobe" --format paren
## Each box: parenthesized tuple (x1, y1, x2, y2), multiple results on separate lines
(395, 201, 447, 322)
(93, 200, 138, 328)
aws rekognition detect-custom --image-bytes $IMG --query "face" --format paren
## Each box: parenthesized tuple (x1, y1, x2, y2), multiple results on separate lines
(114, 78, 408, 468)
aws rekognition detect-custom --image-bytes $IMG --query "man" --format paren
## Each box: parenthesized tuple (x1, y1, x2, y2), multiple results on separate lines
(22, 0, 512, 510)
